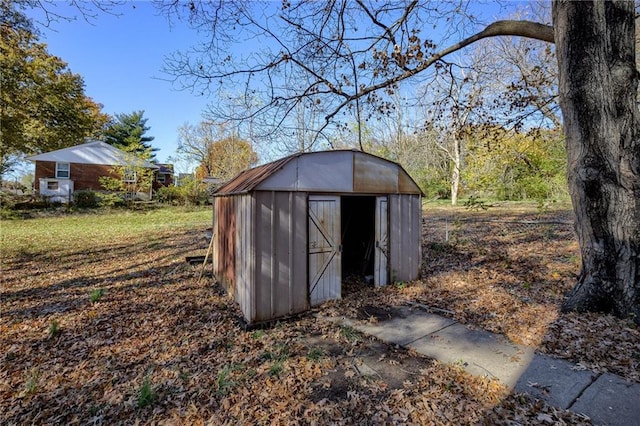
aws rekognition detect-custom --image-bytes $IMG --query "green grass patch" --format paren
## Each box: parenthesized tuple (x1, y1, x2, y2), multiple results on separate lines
(340, 325, 361, 343)
(268, 361, 284, 377)
(137, 375, 157, 408)
(48, 320, 61, 338)
(24, 368, 40, 395)
(215, 363, 244, 396)
(250, 330, 265, 339)
(90, 288, 105, 303)
(0, 207, 211, 260)
(307, 347, 324, 361)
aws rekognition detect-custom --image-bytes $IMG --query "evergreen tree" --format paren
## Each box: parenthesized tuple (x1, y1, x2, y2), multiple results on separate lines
(103, 110, 157, 161)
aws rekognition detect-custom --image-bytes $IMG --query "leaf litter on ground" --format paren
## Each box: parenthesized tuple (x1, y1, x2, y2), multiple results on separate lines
(0, 205, 633, 424)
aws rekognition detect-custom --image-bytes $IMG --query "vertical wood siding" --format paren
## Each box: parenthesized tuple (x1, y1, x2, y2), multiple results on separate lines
(236, 195, 254, 321)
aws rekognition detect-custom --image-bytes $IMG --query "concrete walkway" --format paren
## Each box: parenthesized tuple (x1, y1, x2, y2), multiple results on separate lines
(331, 305, 640, 426)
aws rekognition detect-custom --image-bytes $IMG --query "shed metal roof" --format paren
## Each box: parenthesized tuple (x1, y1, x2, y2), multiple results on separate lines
(214, 150, 423, 196)
(214, 155, 295, 195)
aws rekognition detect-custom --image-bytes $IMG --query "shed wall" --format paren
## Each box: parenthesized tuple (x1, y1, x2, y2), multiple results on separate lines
(213, 197, 237, 290)
(236, 195, 255, 320)
(389, 194, 422, 282)
(253, 191, 308, 322)
(213, 194, 256, 321)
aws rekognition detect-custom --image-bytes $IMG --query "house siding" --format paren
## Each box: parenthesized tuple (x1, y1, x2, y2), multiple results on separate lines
(35, 161, 172, 193)
(152, 174, 174, 190)
(35, 161, 117, 192)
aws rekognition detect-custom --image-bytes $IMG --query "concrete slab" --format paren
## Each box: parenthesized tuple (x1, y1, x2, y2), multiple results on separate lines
(406, 322, 535, 387)
(353, 311, 457, 346)
(323, 307, 640, 425)
(515, 354, 596, 409)
(570, 373, 640, 426)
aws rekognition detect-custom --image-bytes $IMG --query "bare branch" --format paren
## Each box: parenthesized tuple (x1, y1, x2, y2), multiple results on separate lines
(324, 20, 554, 125)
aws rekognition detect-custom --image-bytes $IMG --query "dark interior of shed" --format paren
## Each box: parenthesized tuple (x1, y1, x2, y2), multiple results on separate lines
(341, 196, 375, 295)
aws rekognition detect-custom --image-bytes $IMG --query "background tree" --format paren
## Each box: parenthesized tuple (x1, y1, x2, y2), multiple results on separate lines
(416, 57, 491, 205)
(98, 163, 155, 206)
(196, 136, 258, 181)
(463, 126, 567, 201)
(176, 121, 227, 177)
(102, 110, 157, 161)
(0, 1, 109, 175)
(483, 3, 561, 130)
(158, 0, 640, 322)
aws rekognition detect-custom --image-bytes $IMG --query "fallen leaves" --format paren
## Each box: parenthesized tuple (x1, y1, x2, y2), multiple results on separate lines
(0, 205, 630, 424)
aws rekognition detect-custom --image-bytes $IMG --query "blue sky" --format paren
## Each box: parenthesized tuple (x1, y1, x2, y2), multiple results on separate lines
(23, 1, 521, 173)
(27, 2, 211, 167)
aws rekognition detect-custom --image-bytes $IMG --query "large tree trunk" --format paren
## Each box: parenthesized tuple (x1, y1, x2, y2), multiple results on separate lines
(553, 0, 640, 321)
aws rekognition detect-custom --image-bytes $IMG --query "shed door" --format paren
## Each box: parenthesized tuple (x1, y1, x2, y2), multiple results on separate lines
(308, 195, 341, 305)
(375, 196, 389, 286)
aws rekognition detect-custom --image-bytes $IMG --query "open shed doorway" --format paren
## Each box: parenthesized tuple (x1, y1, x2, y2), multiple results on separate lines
(341, 196, 376, 295)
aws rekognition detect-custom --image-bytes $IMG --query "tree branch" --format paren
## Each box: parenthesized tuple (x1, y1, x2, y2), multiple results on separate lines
(325, 20, 554, 124)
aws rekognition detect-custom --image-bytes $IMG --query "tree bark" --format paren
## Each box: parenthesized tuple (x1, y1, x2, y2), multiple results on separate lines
(451, 135, 461, 206)
(553, 0, 640, 321)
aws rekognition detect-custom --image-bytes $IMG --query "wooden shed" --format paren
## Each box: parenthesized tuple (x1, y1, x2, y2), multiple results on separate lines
(211, 150, 423, 324)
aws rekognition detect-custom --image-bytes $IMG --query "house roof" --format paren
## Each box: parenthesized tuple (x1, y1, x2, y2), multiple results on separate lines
(156, 164, 174, 174)
(27, 140, 159, 169)
(214, 150, 423, 196)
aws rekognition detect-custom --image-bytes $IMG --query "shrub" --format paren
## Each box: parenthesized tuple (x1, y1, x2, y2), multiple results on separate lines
(98, 193, 126, 208)
(155, 181, 210, 206)
(155, 185, 182, 205)
(74, 190, 100, 208)
(464, 196, 489, 211)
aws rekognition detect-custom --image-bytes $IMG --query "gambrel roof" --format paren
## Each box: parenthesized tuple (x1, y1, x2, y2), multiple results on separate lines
(214, 150, 423, 196)
(27, 140, 158, 169)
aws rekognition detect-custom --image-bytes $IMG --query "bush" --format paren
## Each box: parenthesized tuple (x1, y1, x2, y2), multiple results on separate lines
(98, 193, 126, 208)
(74, 190, 100, 208)
(155, 185, 182, 205)
(155, 182, 210, 206)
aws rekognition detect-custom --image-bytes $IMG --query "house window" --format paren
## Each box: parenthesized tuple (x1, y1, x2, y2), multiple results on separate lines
(123, 169, 137, 183)
(55, 162, 70, 179)
(47, 181, 59, 190)
(157, 174, 166, 183)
